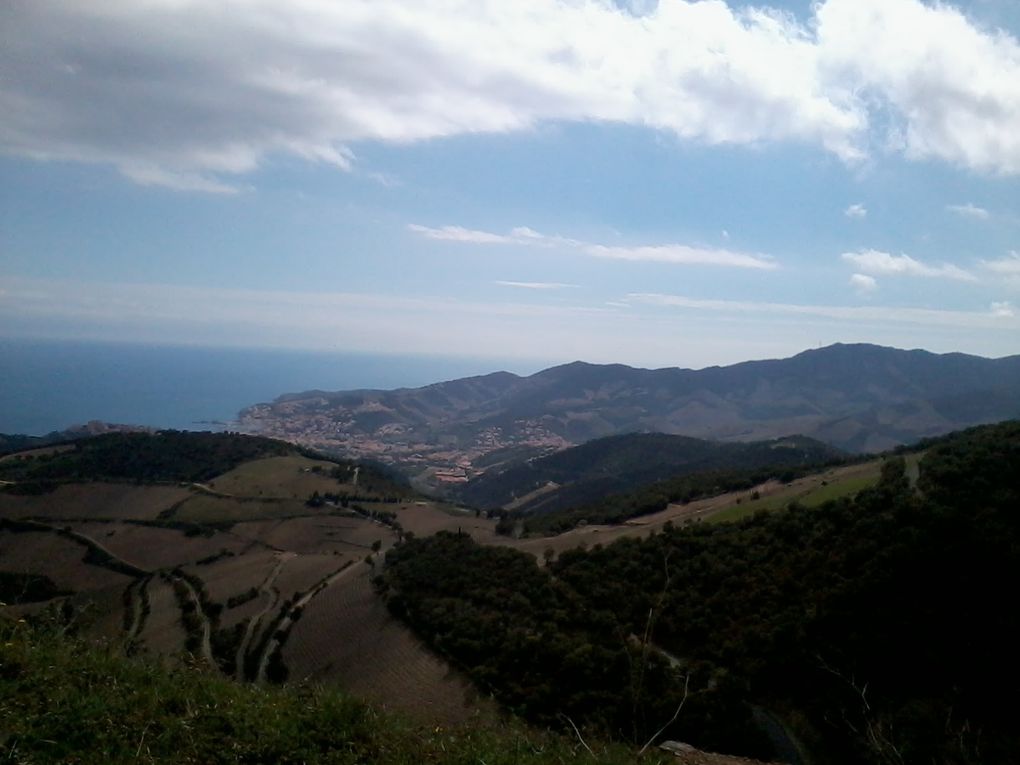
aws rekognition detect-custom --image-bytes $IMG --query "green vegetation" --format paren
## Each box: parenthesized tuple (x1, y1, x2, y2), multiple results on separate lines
(462, 432, 845, 518)
(504, 458, 849, 536)
(0, 431, 294, 488)
(0, 620, 642, 764)
(384, 421, 1020, 763)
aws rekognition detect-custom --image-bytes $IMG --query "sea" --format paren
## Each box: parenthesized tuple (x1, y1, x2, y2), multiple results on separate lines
(0, 337, 542, 436)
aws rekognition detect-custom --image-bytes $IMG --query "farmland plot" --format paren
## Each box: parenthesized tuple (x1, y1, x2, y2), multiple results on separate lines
(0, 529, 134, 593)
(137, 575, 187, 660)
(387, 502, 499, 541)
(232, 515, 393, 555)
(0, 484, 191, 521)
(283, 564, 495, 726)
(65, 521, 248, 571)
(205, 455, 344, 499)
(171, 494, 316, 524)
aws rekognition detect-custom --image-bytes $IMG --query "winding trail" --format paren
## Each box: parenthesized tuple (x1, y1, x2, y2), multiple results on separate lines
(255, 560, 357, 683)
(235, 552, 294, 680)
(123, 576, 151, 644)
(174, 575, 216, 669)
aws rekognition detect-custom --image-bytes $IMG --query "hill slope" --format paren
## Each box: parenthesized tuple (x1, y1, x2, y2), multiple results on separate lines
(455, 432, 844, 513)
(237, 343, 1020, 489)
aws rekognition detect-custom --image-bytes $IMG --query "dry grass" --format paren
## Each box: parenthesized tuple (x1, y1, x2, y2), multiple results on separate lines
(205, 455, 343, 499)
(0, 483, 191, 521)
(385, 501, 499, 541)
(283, 564, 496, 726)
(172, 494, 318, 524)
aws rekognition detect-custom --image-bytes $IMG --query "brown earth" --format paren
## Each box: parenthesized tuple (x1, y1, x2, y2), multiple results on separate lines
(0, 529, 134, 593)
(0, 483, 192, 521)
(283, 563, 497, 726)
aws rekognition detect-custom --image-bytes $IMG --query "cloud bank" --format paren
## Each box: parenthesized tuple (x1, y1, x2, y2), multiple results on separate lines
(842, 249, 977, 281)
(410, 223, 777, 269)
(2, 0, 1019, 190)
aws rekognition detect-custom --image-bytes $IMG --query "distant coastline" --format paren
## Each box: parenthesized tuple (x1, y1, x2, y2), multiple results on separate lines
(0, 337, 540, 436)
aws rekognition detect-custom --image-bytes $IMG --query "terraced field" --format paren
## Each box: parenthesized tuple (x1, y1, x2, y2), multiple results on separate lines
(0, 483, 192, 521)
(283, 563, 496, 725)
(65, 521, 249, 570)
(0, 529, 135, 592)
(0, 434, 904, 736)
(232, 515, 393, 555)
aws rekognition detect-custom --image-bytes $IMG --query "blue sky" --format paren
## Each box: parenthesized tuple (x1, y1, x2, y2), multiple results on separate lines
(2, 0, 1019, 370)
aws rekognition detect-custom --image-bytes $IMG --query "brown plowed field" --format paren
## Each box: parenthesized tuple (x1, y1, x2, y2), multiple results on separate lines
(198, 548, 280, 604)
(232, 515, 394, 555)
(137, 575, 187, 660)
(283, 564, 496, 726)
(66, 522, 249, 571)
(271, 553, 352, 600)
(0, 484, 191, 521)
(0, 529, 134, 593)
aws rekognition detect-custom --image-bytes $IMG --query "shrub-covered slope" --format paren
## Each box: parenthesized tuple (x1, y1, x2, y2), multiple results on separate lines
(456, 432, 844, 514)
(382, 420, 1020, 763)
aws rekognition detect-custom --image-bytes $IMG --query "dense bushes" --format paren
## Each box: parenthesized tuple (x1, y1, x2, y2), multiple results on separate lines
(0, 431, 293, 486)
(384, 421, 1020, 763)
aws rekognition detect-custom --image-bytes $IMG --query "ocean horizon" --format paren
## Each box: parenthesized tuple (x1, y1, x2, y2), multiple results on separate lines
(0, 337, 547, 436)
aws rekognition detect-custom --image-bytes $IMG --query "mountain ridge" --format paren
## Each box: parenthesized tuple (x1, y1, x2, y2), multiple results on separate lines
(237, 343, 1020, 489)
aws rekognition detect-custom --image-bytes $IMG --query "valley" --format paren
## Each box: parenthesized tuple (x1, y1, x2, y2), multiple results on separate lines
(235, 344, 1020, 493)
(2, 420, 1018, 764)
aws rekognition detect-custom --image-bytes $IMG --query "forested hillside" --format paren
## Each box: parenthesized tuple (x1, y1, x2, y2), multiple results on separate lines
(456, 432, 844, 514)
(381, 420, 1020, 763)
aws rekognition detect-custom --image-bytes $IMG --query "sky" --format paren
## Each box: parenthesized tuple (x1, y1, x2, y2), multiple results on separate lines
(2, 0, 1020, 371)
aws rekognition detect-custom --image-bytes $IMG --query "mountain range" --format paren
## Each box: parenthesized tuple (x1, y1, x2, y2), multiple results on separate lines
(236, 343, 1020, 487)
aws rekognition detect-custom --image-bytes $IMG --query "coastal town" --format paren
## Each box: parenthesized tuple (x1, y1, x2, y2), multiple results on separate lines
(236, 396, 571, 491)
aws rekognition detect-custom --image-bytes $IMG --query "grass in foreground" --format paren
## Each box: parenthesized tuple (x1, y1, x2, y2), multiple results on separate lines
(0, 620, 643, 765)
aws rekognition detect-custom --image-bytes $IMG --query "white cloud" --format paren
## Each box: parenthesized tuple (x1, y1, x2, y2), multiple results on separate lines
(849, 273, 877, 292)
(841, 249, 977, 281)
(495, 281, 577, 290)
(407, 224, 513, 244)
(990, 301, 1015, 318)
(845, 203, 867, 219)
(584, 244, 776, 269)
(2, 0, 1019, 190)
(981, 252, 1020, 275)
(411, 223, 777, 269)
(626, 292, 1019, 329)
(947, 203, 991, 220)
(816, 0, 1020, 174)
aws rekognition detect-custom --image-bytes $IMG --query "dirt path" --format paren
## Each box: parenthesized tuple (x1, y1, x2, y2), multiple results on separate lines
(235, 552, 294, 679)
(255, 560, 357, 683)
(123, 576, 150, 644)
(189, 482, 235, 498)
(174, 575, 216, 669)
